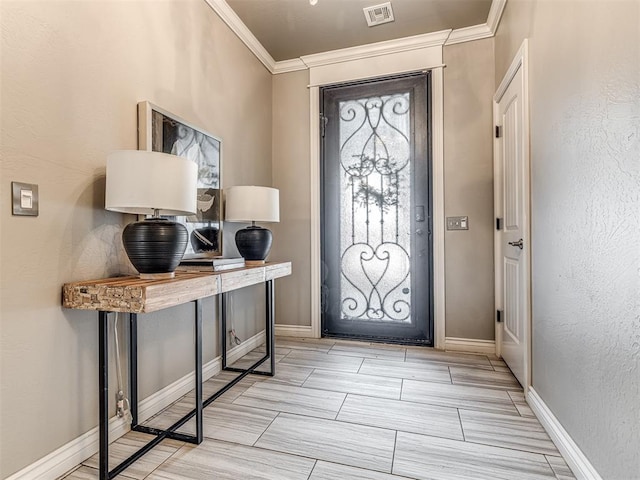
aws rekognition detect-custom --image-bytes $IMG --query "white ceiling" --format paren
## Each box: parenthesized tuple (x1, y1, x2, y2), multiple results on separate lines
(224, 0, 494, 62)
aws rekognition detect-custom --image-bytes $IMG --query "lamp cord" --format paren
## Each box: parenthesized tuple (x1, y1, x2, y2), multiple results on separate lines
(228, 294, 242, 346)
(114, 314, 131, 420)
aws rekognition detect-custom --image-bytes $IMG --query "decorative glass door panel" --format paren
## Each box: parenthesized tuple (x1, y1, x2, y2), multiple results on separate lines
(321, 74, 433, 344)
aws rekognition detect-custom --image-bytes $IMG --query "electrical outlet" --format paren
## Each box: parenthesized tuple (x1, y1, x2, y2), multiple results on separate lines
(116, 391, 126, 418)
(446, 216, 469, 230)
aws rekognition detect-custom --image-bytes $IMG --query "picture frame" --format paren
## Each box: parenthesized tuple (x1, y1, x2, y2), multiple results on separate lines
(138, 101, 223, 257)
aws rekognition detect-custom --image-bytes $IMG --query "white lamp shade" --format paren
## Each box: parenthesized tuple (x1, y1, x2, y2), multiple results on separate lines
(105, 150, 197, 216)
(225, 186, 279, 223)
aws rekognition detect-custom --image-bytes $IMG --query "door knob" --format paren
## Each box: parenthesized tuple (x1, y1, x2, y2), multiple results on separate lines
(508, 238, 524, 249)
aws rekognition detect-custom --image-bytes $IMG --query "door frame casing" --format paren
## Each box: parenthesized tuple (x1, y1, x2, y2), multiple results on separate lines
(308, 46, 446, 348)
(493, 39, 531, 390)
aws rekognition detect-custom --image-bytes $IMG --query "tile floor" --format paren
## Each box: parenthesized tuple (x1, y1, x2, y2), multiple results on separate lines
(61, 338, 576, 480)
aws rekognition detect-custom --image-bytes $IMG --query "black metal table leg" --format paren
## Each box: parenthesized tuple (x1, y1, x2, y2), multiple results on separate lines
(194, 299, 203, 444)
(128, 313, 138, 427)
(98, 311, 109, 480)
(220, 292, 227, 370)
(266, 280, 276, 376)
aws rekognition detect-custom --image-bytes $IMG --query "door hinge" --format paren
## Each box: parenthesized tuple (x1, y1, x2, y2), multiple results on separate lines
(320, 115, 328, 137)
(496, 217, 502, 230)
(495, 125, 502, 138)
(496, 309, 503, 323)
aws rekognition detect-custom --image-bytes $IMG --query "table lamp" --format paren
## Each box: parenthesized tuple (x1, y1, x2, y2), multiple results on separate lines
(106, 150, 197, 279)
(225, 186, 279, 265)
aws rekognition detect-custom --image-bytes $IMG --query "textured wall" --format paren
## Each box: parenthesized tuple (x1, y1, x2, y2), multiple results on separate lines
(271, 70, 312, 326)
(443, 38, 496, 340)
(0, 0, 272, 477)
(495, 1, 640, 478)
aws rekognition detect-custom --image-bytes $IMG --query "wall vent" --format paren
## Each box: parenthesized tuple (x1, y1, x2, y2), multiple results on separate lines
(363, 2, 395, 27)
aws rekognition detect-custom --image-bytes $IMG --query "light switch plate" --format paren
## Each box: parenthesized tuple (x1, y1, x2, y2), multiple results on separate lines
(12, 182, 39, 216)
(446, 216, 468, 230)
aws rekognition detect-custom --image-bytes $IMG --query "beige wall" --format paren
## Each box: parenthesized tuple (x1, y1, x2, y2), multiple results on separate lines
(270, 70, 312, 326)
(0, 0, 272, 477)
(443, 38, 496, 340)
(495, 1, 640, 477)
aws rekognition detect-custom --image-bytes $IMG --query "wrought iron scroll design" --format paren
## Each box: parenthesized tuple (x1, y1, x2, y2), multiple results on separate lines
(339, 93, 412, 323)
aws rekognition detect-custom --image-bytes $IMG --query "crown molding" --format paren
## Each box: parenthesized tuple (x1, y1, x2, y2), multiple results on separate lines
(203, 0, 276, 73)
(446, 0, 507, 45)
(273, 58, 308, 74)
(209, 0, 507, 73)
(446, 23, 493, 45)
(487, 0, 508, 33)
(300, 29, 452, 69)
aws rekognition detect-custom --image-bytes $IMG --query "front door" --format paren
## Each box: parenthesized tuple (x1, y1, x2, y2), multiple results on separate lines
(321, 73, 433, 345)
(495, 44, 530, 388)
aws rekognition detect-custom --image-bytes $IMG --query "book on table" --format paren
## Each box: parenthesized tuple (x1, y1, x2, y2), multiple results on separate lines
(177, 256, 245, 272)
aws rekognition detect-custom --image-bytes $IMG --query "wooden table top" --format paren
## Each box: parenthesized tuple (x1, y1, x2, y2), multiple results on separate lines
(62, 262, 291, 314)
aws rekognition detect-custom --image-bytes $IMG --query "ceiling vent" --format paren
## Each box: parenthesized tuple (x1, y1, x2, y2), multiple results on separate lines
(363, 2, 395, 27)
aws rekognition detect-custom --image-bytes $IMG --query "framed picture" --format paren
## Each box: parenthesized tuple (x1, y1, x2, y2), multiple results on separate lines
(138, 101, 222, 256)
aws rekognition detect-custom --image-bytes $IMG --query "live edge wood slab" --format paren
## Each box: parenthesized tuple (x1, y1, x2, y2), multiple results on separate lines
(62, 262, 292, 314)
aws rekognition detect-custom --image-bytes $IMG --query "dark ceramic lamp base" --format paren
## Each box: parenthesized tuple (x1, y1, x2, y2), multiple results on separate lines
(235, 225, 272, 265)
(122, 218, 188, 279)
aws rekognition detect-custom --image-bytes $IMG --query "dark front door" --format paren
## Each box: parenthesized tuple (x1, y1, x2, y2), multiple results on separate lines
(321, 72, 433, 345)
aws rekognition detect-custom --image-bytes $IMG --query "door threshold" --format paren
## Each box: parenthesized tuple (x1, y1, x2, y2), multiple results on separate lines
(322, 332, 433, 347)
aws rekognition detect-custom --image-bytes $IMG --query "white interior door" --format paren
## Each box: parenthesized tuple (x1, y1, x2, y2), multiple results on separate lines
(494, 41, 530, 389)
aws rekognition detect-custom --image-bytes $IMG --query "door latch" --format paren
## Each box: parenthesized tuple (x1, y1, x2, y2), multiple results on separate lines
(508, 238, 524, 249)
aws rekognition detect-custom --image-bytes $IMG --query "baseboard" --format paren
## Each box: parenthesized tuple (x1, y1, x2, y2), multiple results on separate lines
(444, 337, 496, 355)
(528, 388, 602, 480)
(274, 324, 315, 337)
(5, 330, 266, 480)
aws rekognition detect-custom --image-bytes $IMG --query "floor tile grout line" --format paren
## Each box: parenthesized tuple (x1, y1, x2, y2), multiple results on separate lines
(457, 408, 466, 442)
(543, 454, 576, 480)
(542, 454, 561, 480)
(391, 430, 398, 475)
(335, 391, 350, 419)
(305, 459, 318, 480)
(356, 356, 364, 373)
(506, 389, 524, 417)
(139, 437, 188, 480)
(299, 382, 402, 400)
(251, 411, 281, 447)
(305, 365, 450, 381)
(300, 367, 318, 388)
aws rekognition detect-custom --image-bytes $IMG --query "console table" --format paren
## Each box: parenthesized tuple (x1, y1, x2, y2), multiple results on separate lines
(62, 262, 291, 480)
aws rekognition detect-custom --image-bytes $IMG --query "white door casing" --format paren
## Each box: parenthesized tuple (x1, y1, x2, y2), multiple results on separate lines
(494, 40, 531, 390)
(307, 45, 446, 348)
